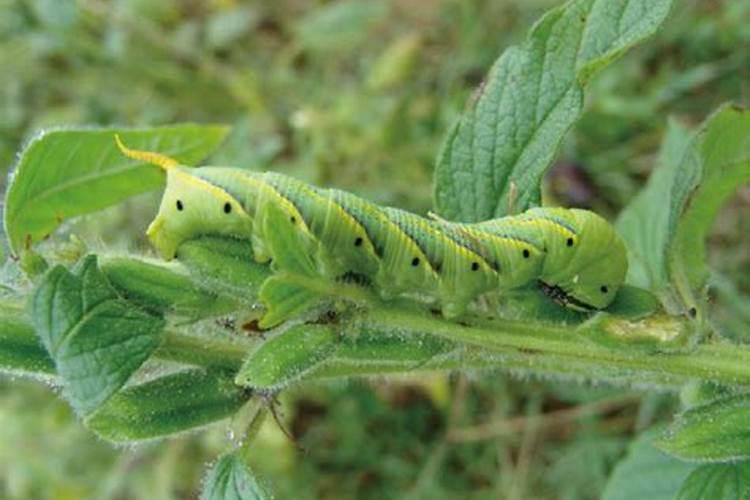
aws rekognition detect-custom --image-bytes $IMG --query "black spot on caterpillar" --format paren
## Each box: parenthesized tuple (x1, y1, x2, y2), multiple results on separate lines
(115, 136, 628, 319)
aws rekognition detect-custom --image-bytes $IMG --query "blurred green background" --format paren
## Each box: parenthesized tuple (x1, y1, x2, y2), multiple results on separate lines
(1, 0, 748, 498)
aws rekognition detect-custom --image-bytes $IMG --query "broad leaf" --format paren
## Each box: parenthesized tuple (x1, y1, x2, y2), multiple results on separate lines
(669, 106, 750, 300)
(676, 463, 750, 500)
(618, 106, 750, 310)
(201, 451, 273, 500)
(603, 429, 696, 500)
(32, 255, 164, 415)
(657, 393, 750, 462)
(434, 0, 674, 221)
(86, 369, 247, 442)
(0, 306, 55, 375)
(616, 119, 693, 291)
(4, 124, 229, 254)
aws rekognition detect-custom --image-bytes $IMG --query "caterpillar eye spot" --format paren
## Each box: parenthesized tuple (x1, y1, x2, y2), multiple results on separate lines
(176, 200, 183, 211)
(223, 202, 232, 214)
(600, 285, 608, 294)
(688, 307, 697, 318)
(411, 257, 420, 267)
(290, 216, 297, 224)
(354, 237, 363, 247)
(567, 238, 574, 247)
(471, 262, 480, 271)
(522, 249, 530, 259)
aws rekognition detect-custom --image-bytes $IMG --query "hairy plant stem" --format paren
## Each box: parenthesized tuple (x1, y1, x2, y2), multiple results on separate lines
(151, 305, 750, 390)
(154, 329, 250, 371)
(361, 308, 750, 388)
(7, 295, 750, 390)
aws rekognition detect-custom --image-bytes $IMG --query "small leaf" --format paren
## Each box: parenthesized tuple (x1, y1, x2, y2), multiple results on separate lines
(4, 124, 229, 254)
(312, 328, 457, 378)
(235, 325, 337, 390)
(257, 276, 323, 329)
(657, 393, 750, 462)
(434, 0, 675, 221)
(177, 236, 271, 299)
(201, 451, 273, 500)
(86, 369, 247, 443)
(604, 285, 661, 319)
(603, 429, 696, 500)
(0, 306, 55, 375)
(677, 462, 750, 500)
(19, 250, 48, 277)
(32, 255, 165, 415)
(101, 256, 237, 317)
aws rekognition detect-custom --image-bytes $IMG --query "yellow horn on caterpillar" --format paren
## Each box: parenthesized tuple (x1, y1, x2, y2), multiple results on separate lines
(114, 134, 179, 170)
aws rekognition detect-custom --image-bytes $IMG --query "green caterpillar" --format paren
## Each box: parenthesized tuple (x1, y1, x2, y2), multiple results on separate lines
(116, 137, 627, 319)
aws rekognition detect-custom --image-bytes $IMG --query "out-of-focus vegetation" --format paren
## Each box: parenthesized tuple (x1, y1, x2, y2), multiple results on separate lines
(0, 0, 748, 498)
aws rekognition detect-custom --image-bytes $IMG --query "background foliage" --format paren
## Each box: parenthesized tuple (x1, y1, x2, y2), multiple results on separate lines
(0, 0, 748, 499)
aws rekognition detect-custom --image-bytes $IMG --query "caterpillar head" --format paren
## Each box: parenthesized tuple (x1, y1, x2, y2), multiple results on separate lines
(538, 209, 628, 310)
(146, 168, 250, 259)
(115, 136, 251, 259)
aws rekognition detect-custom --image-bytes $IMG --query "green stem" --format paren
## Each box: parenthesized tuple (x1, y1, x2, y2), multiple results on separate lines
(154, 330, 250, 371)
(362, 308, 750, 387)
(8, 289, 750, 390)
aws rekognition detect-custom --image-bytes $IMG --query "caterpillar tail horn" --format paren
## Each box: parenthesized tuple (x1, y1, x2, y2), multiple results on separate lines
(114, 134, 179, 170)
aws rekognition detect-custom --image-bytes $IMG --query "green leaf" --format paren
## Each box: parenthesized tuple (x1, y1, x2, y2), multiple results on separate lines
(602, 429, 696, 500)
(101, 256, 237, 318)
(177, 236, 271, 299)
(657, 393, 750, 462)
(670, 106, 750, 302)
(616, 118, 693, 291)
(86, 369, 248, 443)
(235, 325, 337, 390)
(618, 106, 750, 311)
(677, 463, 750, 500)
(32, 255, 165, 415)
(201, 451, 273, 500)
(434, 0, 674, 221)
(311, 328, 457, 378)
(257, 276, 323, 329)
(604, 285, 661, 319)
(0, 306, 55, 375)
(4, 124, 229, 254)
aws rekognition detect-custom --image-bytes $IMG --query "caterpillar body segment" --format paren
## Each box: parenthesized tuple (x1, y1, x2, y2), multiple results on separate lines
(119, 138, 628, 316)
(262, 173, 381, 280)
(381, 207, 496, 317)
(326, 189, 437, 298)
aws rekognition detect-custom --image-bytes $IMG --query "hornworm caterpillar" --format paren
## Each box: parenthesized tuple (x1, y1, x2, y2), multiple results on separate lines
(115, 136, 627, 318)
